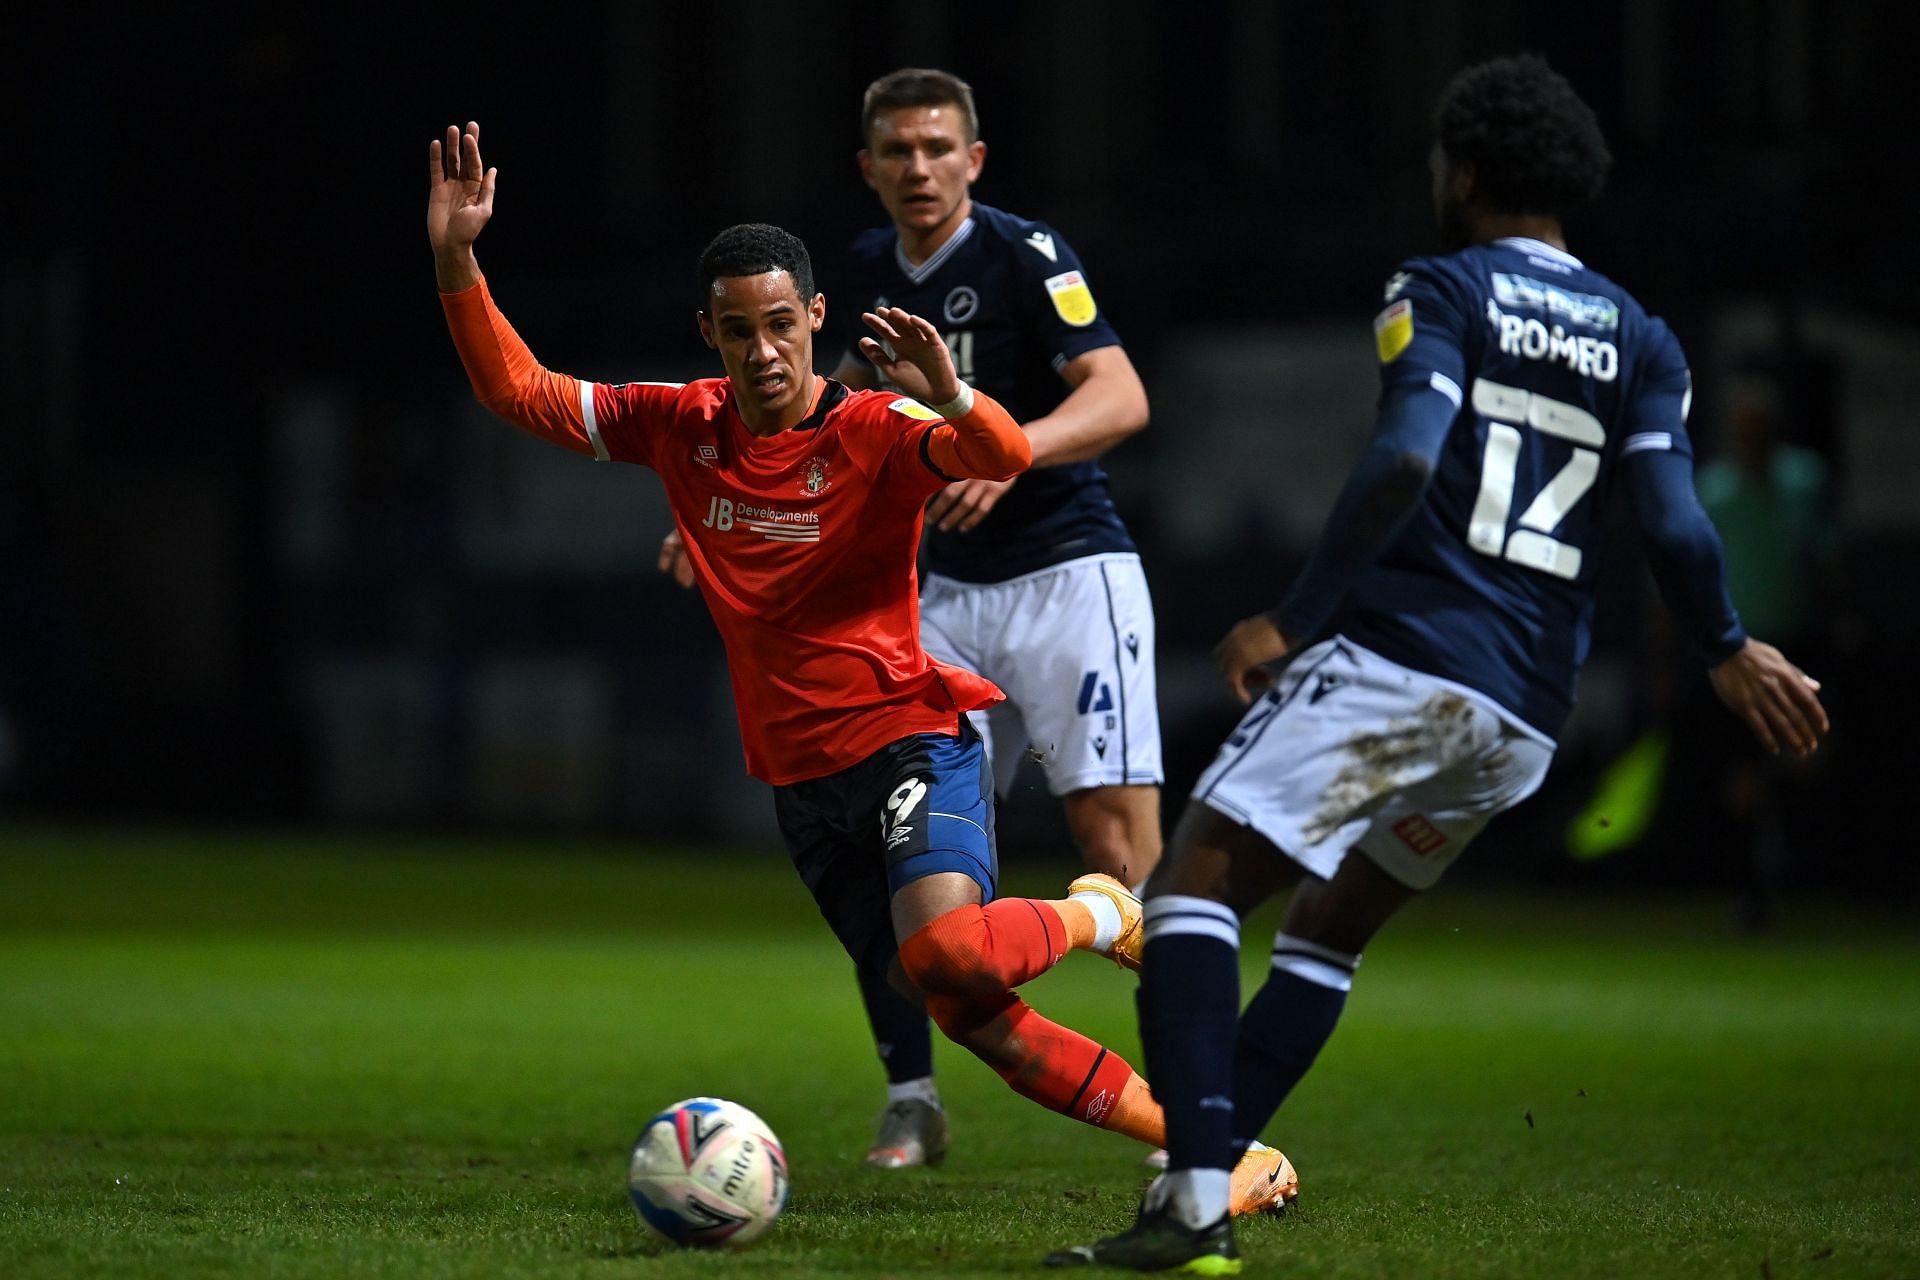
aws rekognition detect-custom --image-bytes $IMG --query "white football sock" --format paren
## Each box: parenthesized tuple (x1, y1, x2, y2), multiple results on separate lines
(1069, 889, 1124, 952)
(1144, 1168, 1231, 1230)
(886, 1077, 940, 1107)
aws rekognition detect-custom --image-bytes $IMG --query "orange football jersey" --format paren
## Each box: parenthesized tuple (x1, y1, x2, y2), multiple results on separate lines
(442, 278, 1022, 784)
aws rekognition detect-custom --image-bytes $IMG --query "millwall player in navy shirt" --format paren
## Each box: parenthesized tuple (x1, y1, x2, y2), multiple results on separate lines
(1048, 55, 1828, 1272)
(662, 68, 1176, 1176)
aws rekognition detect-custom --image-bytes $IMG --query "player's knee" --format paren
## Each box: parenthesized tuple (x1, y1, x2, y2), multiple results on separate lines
(924, 991, 1021, 1062)
(896, 905, 1005, 1003)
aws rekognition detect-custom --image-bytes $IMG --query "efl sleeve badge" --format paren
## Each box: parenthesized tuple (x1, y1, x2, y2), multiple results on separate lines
(886, 396, 944, 421)
(1043, 271, 1099, 327)
(1373, 299, 1414, 363)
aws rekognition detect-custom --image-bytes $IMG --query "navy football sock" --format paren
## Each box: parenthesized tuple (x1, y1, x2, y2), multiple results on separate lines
(1136, 895, 1242, 1173)
(1231, 932, 1357, 1145)
(857, 968, 934, 1085)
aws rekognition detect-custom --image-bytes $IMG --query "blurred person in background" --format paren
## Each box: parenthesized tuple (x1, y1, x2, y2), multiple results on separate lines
(1688, 373, 1842, 926)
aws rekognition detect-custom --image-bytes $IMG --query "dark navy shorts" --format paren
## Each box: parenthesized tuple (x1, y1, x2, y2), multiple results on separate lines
(773, 718, 998, 978)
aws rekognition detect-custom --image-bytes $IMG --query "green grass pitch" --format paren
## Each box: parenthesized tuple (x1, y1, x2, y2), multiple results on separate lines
(2, 827, 1916, 1277)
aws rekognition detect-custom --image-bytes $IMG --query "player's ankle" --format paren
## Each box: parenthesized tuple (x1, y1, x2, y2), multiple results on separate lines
(1065, 889, 1124, 952)
(885, 1077, 940, 1107)
(1048, 898, 1101, 950)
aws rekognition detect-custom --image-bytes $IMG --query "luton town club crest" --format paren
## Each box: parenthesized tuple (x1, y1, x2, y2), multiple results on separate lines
(801, 456, 831, 495)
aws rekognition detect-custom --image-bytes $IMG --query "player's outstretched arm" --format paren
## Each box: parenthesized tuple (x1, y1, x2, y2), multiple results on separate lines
(428, 122, 495, 292)
(1021, 347, 1150, 467)
(1623, 445, 1826, 755)
(863, 307, 1030, 481)
(427, 122, 608, 459)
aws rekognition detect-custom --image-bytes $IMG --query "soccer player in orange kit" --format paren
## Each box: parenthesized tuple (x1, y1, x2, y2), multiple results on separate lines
(426, 120, 1293, 1211)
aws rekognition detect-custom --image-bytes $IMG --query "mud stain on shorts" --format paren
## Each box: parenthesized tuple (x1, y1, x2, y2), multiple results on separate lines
(1302, 692, 1478, 844)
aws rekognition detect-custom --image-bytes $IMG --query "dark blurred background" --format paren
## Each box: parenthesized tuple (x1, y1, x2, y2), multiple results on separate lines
(4, 1, 1914, 910)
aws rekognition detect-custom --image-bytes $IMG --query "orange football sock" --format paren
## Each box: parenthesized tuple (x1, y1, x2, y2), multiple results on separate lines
(927, 993, 1165, 1146)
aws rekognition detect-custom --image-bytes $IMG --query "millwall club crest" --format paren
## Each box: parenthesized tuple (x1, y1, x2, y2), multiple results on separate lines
(943, 285, 979, 323)
(800, 456, 831, 496)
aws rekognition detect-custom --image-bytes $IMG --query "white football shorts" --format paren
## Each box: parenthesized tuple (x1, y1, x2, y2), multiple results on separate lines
(1192, 636, 1554, 890)
(921, 552, 1163, 798)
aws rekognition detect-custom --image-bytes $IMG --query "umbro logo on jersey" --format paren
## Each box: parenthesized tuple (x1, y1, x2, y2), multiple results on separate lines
(1025, 232, 1057, 262)
(695, 445, 718, 467)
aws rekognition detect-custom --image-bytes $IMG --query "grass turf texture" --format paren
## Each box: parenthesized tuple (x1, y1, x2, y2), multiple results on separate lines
(1, 828, 1916, 1278)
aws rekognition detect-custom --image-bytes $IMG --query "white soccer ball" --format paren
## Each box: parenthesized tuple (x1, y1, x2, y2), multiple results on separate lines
(626, 1097, 790, 1247)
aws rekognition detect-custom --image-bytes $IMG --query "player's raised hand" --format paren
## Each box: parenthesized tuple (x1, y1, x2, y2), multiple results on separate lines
(859, 307, 961, 407)
(1215, 614, 1294, 705)
(657, 528, 696, 590)
(428, 122, 495, 288)
(1709, 638, 1828, 757)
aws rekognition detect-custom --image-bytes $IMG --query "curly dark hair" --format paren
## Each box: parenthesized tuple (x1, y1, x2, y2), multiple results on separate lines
(861, 67, 980, 143)
(1433, 55, 1611, 217)
(697, 224, 816, 307)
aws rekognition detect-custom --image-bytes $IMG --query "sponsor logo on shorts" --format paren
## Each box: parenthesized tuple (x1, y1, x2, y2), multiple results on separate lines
(1392, 814, 1447, 856)
(1083, 1089, 1114, 1124)
(1075, 671, 1114, 715)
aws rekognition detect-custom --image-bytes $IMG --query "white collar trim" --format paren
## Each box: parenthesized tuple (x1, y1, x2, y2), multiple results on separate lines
(896, 217, 976, 283)
(1495, 236, 1583, 269)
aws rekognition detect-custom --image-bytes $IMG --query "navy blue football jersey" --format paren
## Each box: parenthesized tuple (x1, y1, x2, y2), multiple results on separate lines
(1332, 237, 1696, 739)
(840, 203, 1136, 582)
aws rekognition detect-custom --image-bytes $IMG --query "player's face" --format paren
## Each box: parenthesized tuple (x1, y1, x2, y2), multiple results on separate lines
(697, 271, 826, 428)
(858, 105, 985, 240)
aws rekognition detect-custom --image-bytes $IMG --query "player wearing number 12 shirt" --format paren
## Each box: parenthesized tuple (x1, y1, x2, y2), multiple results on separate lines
(1049, 56, 1829, 1272)
(426, 121, 1294, 1217)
